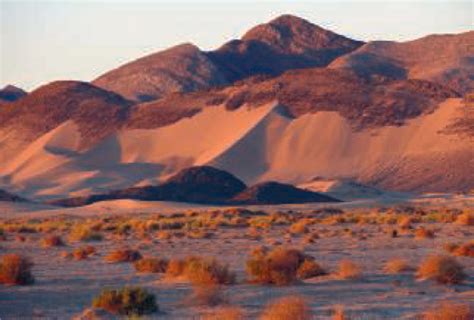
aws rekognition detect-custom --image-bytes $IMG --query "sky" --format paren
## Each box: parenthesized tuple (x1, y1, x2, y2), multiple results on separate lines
(1, 0, 472, 91)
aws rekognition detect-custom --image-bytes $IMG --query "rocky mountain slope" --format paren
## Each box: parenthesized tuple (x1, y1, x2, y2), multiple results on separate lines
(0, 85, 27, 104)
(1, 15, 473, 201)
(93, 15, 363, 102)
(329, 31, 474, 94)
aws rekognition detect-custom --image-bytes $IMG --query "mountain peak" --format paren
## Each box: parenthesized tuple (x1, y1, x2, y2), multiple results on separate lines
(0, 84, 27, 103)
(241, 14, 363, 54)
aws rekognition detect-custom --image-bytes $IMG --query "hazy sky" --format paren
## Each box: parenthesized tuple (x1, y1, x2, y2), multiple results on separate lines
(1, 0, 472, 91)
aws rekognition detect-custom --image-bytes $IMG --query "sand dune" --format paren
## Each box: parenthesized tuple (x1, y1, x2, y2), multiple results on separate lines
(1, 98, 472, 200)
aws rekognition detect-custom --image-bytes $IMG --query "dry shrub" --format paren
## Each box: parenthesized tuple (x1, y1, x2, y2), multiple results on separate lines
(260, 296, 312, 320)
(157, 231, 171, 240)
(455, 212, 474, 226)
(296, 259, 327, 279)
(134, 258, 168, 273)
(422, 301, 473, 320)
(333, 306, 349, 320)
(202, 306, 244, 320)
(188, 285, 226, 307)
(105, 249, 142, 263)
(416, 255, 466, 284)
(186, 257, 235, 285)
(398, 216, 413, 229)
(69, 226, 103, 242)
(383, 259, 413, 274)
(453, 242, 474, 257)
(415, 227, 435, 239)
(41, 235, 65, 247)
(73, 245, 97, 260)
(166, 256, 235, 285)
(289, 220, 309, 235)
(92, 287, 158, 316)
(0, 254, 34, 285)
(186, 229, 213, 239)
(246, 247, 320, 285)
(337, 260, 362, 280)
(166, 258, 187, 277)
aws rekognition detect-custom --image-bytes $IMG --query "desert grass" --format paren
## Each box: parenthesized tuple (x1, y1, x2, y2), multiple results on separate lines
(416, 255, 466, 284)
(415, 227, 435, 239)
(105, 249, 142, 263)
(337, 260, 362, 280)
(40, 235, 65, 248)
(68, 226, 103, 242)
(134, 257, 169, 273)
(455, 212, 474, 226)
(92, 287, 158, 316)
(260, 296, 312, 320)
(72, 245, 97, 260)
(383, 258, 413, 274)
(246, 247, 319, 285)
(0, 254, 34, 285)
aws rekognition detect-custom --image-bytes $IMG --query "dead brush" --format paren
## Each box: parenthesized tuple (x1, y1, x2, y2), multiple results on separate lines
(416, 255, 466, 284)
(246, 247, 324, 285)
(134, 258, 169, 273)
(40, 235, 65, 248)
(0, 254, 34, 285)
(105, 249, 142, 263)
(415, 227, 435, 239)
(455, 212, 474, 226)
(383, 258, 413, 274)
(166, 256, 235, 285)
(260, 296, 312, 320)
(72, 245, 97, 260)
(336, 260, 362, 280)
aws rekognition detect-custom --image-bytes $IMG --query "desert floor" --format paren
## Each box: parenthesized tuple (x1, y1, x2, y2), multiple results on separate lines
(0, 197, 473, 319)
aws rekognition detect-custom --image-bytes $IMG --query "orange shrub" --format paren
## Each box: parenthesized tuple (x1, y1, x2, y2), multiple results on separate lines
(260, 296, 312, 320)
(0, 254, 34, 285)
(105, 249, 142, 263)
(416, 255, 466, 284)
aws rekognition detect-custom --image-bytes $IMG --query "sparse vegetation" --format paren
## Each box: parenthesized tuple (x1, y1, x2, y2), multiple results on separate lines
(337, 260, 362, 280)
(134, 257, 169, 273)
(456, 212, 474, 226)
(105, 249, 142, 263)
(92, 287, 158, 316)
(41, 235, 65, 247)
(416, 255, 466, 284)
(383, 259, 413, 274)
(73, 245, 97, 260)
(69, 226, 103, 242)
(246, 247, 320, 285)
(260, 296, 312, 320)
(0, 254, 34, 285)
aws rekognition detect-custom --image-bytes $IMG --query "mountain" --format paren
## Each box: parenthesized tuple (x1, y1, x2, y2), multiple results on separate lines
(0, 81, 131, 164)
(329, 31, 474, 94)
(232, 181, 340, 204)
(93, 15, 363, 102)
(206, 14, 364, 82)
(0, 15, 473, 201)
(93, 43, 229, 102)
(0, 85, 27, 103)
